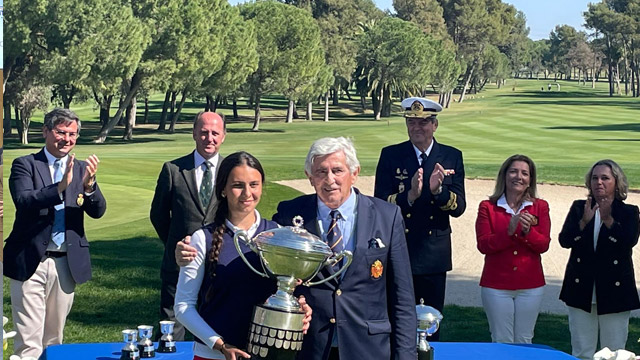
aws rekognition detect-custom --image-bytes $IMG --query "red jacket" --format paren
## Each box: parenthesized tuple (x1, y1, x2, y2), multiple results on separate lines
(476, 198, 551, 290)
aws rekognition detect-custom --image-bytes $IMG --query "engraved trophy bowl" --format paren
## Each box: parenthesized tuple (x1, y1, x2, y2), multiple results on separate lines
(137, 325, 155, 358)
(233, 216, 353, 360)
(121, 329, 140, 360)
(416, 299, 443, 360)
(156, 321, 176, 353)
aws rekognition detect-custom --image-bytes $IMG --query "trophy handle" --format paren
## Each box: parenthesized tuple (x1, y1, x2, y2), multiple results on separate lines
(305, 250, 353, 286)
(233, 230, 269, 278)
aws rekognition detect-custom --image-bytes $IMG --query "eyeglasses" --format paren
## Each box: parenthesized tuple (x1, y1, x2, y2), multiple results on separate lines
(52, 129, 79, 139)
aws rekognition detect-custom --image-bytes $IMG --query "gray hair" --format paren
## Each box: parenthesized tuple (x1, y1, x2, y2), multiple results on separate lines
(305, 137, 360, 175)
(44, 108, 81, 132)
(585, 159, 628, 201)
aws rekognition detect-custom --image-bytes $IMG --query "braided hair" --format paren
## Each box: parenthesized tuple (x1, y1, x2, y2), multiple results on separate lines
(205, 151, 265, 300)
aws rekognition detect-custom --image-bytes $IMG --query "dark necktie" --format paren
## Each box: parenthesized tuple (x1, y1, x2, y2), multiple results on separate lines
(420, 152, 428, 170)
(327, 210, 344, 262)
(200, 162, 213, 208)
(52, 159, 65, 247)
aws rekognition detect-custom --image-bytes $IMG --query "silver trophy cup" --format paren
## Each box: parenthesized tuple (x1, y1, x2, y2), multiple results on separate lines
(120, 329, 140, 360)
(416, 299, 443, 360)
(137, 325, 155, 358)
(233, 216, 353, 360)
(156, 321, 176, 353)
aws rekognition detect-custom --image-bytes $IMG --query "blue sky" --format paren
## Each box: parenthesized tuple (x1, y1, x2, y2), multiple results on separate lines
(375, 0, 591, 40)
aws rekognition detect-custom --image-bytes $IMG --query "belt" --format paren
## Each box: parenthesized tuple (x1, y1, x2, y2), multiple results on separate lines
(45, 251, 67, 258)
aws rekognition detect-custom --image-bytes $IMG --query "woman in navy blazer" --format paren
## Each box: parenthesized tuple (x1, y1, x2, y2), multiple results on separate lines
(174, 152, 311, 360)
(559, 159, 640, 360)
(475, 155, 551, 344)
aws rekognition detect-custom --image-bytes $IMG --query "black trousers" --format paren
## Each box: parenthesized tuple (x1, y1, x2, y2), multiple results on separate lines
(413, 272, 447, 341)
(155, 276, 186, 341)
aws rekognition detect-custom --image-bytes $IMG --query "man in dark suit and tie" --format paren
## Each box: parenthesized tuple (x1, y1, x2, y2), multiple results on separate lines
(274, 137, 416, 360)
(374, 97, 466, 340)
(150, 111, 226, 340)
(4, 108, 107, 358)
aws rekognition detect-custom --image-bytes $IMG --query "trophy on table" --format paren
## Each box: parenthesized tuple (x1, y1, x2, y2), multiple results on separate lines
(416, 299, 443, 360)
(156, 320, 176, 353)
(137, 325, 155, 358)
(120, 329, 140, 360)
(233, 216, 353, 360)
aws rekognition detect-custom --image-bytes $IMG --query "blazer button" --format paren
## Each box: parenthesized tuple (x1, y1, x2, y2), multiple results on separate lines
(406, 213, 411, 218)
(428, 231, 432, 235)
(613, 260, 618, 265)
(431, 201, 435, 205)
(615, 281, 621, 286)
(429, 216, 434, 220)
(336, 289, 342, 296)
(405, 229, 409, 234)
(329, 318, 336, 324)
(575, 278, 580, 283)
(577, 258, 581, 263)
(513, 251, 518, 255)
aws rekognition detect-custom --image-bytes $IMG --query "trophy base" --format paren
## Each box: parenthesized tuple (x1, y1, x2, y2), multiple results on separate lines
(120, 349, 140, 360)
(138, 343, 155, 358)
(156, 339, 176, 353)
(418, 348, 434, 360)
(247, 304, 305, 360)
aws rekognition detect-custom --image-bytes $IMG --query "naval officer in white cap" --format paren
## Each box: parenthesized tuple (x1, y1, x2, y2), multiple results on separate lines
(373, 97, 466, 340)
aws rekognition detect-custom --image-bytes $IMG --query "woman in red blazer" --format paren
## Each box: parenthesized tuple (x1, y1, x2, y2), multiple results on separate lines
(559, 159, 640, 360)
(475, 154, 551, 343)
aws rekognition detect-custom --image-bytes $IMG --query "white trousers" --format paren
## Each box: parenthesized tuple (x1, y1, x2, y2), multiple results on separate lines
(10, 256, 76, 359)
(481, 286, 544, 344)
(568, 304, 630, 360)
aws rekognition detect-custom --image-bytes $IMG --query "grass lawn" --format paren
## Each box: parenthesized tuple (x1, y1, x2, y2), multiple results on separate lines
(2, 78, 640, 358)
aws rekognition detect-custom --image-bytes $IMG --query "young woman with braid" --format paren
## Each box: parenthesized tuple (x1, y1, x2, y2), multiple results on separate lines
(174, 152, 311, 360)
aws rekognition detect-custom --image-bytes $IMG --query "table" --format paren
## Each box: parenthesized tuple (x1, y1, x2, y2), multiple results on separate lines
(43, 341, 577, 359)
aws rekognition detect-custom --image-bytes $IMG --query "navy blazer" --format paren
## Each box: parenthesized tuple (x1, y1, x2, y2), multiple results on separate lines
(559, 199, 640, 314)
(273, 189, 416, 360)
(4, 149, 107, 284)
(374, 139, 466, 274)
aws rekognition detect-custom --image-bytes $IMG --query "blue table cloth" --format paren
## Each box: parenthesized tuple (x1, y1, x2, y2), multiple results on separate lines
(43, 341, 577, 359)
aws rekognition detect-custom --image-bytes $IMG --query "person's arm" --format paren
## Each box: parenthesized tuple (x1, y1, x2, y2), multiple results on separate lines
(602, 204, 640, 249)
(520, 200, 551, 254)
(374, 148, 412, 212)
(78, 158, 106, 219)
(150, 162, 172, 244)
(475, 201, 515, 255)
(558, 200, 586, 249)
(431, 151, 466, 218)
(9, 156, 62, 211)
(386, 206, 417, 360)
(174, 229, 222, 350)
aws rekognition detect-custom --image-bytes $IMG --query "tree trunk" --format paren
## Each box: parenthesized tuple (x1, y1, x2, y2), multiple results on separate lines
(4, 100, 12, 135)
(458, 62, 476, 103)
(94, 71, 142, 143)
(157, 91, 171, 131)
(360, 94, 366, 110)
(374, 82, 383, 121)
(168, 90, 188, 133)
(233, 99, 239, 119)
(381, 84, 391, 117)
(344, 87, 352, 101)
(143, 97, 149, 124)
(19, 109, 30, 145)
(205, 95, 213, 112)
(305, 102, 313, 121)
(15, 102, 23, 142)
(98, 96, 113, 127)
(332, 87, 339, 106)
(252, 96, 261, 131)
(123, 94, 137, 140)
(292, 102, 299, 119)
(286, 100, 294, 123)
(324, 92, 329, 122)
(213, 96, 220, 112)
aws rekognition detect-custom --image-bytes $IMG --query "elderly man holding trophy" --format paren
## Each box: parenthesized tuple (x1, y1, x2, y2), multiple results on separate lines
(177, 137, 416, 360)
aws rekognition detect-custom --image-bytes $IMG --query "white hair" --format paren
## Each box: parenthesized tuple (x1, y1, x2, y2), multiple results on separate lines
(305, 137, 360, 175)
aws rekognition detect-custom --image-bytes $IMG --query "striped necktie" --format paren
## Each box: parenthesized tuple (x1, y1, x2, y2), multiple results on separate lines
(200, 162, 213, 208)
(327, 210, 344, 268)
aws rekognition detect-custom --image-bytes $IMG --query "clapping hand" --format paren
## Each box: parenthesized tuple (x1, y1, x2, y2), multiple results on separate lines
(83, 154, 100, 193)
(580, 197, 598, 230)
(408, 168, 424, 203)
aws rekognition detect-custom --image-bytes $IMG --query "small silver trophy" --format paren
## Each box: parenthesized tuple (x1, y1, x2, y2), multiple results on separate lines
(416, 299, 443, 360)
(137, 325, 155, 358)
(120, 329, 140, 360)
(234, 216, 353, 359)
(156, 321, 176, 353)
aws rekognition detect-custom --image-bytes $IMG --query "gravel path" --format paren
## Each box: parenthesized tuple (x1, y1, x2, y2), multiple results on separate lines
(276, 177, 640, 316)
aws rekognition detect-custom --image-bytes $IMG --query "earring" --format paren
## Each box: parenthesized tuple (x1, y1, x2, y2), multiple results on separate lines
(221, 192, 226, 198)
